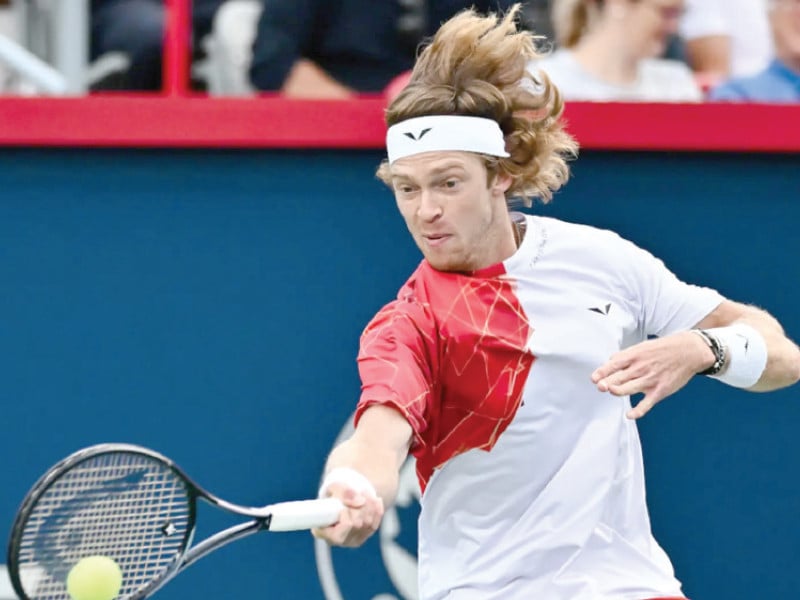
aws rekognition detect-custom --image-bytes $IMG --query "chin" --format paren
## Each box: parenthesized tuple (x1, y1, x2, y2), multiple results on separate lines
(424, 254, 466, 272)
(650, 39, 668, 58)
(425, 258, 456, 272)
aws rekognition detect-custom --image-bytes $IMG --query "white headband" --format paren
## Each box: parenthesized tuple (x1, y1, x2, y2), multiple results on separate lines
(386, 115, 510, 164)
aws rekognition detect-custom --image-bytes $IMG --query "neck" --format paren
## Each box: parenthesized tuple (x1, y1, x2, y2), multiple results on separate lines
(572, 29, 639, 85)
(479, 213, 523, 270)
(511, 213, 526, 249)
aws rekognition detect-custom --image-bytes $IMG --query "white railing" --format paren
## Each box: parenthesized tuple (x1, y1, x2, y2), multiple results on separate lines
(0, 0, 88, 94)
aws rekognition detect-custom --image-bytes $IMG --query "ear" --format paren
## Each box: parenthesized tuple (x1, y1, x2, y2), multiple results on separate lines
(491, 171, 513, 195)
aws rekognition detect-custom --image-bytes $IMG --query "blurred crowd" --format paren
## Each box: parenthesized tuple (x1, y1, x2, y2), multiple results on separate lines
(0, 0, 798, 102)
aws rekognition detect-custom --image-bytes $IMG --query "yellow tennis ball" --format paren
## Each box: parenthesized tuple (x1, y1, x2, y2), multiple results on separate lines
(66, 555, 122, 600)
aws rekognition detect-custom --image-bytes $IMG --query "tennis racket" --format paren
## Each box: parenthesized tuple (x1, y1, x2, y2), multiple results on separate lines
(6, 443, 343, 600)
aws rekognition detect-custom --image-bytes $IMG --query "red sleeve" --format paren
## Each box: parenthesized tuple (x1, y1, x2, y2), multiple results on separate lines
(354, 296, 437, 453)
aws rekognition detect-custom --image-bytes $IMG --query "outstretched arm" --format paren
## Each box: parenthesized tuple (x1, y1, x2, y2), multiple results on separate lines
(693, 301, 800, 391)
(592, 300, 800, 419)
(313, 405, 413, 547)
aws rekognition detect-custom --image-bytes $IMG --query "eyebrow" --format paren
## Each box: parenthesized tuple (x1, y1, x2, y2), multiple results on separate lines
(391, 163, 468, 181)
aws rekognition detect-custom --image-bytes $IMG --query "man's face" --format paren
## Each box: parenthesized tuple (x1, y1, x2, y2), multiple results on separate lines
(624, 0, 685, 59)
(771, 0, 800, 68)
(389, 151, 512, 272)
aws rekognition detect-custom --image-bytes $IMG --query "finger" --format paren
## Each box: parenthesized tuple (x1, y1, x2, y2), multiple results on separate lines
(337, 486, 367, 508)
(317, 496, 385, 547)
(371, 497, 385, 529)
(596, 367, 638, 392)
(607, 376, 649, 397)
(354, 497, 384, 530)
(311, 523, 346, 546)
(344, 500, 384, 546)
(345, 496, 377, 530)
(361, 498, 384, 534)
(342, 521, 374, 547)
(592, 355, 634, 384)
(626, 391, 663, 420)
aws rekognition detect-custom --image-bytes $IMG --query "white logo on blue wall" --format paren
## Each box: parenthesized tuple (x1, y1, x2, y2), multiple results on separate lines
(315, 416, 421, 600)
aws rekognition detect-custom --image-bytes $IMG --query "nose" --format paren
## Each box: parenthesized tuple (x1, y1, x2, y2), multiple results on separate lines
(662, 6, 683, 31)
(417, 189, 442, 222)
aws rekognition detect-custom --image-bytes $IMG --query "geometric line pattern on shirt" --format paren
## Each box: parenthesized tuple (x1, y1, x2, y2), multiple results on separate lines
(356, 261, 534, 493)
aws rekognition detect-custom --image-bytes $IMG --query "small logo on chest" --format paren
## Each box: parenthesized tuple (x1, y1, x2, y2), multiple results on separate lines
(588, 303, 612, 316)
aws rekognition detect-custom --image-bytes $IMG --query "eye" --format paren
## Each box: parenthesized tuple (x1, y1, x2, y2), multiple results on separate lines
(393, 182, 414, 194)
(443, 179, 460, 189)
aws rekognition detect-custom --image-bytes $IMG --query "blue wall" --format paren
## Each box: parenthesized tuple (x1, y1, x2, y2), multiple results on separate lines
(0, 148, 798, 599)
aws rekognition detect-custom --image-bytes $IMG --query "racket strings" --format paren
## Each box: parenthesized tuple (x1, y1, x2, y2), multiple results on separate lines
(14, 452, 192, 600)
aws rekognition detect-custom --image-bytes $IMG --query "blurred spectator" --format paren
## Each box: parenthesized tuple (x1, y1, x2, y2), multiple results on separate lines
(0, 0, 12, 92)
(91, 0, 225, 90)
(532, 0, 702, 102)
(679, 0, 773, 90)
(523, 0, 556, 43)
(242, 0, 520, 98)
(708, 0, 800, 102)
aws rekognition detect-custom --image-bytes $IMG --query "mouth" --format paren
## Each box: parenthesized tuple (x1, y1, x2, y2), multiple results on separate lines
(423, 233, 452, 248)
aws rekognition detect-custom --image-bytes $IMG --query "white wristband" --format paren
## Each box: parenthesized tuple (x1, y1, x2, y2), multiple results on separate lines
(318, 467, 377, 499)
(705, 324, 768, 388)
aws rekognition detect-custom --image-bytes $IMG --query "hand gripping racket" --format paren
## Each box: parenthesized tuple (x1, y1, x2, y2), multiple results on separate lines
(6, 443, 343, 600)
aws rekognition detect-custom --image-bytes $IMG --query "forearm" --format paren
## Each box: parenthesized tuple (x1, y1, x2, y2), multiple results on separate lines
(281, 60, 355, 99)
(696, 303, 800, 391)
(321, 405, 413, 507)
(731, 309, 800, 391)
(323, 437, 403, 507)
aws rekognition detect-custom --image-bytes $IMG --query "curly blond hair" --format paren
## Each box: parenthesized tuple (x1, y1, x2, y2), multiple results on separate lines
(376, 3, 578, 206)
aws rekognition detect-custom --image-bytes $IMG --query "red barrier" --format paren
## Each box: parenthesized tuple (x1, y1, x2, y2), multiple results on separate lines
(162, 0, 191, 97)
(0, 0, 797, 152)
(0, 96, 798, 152)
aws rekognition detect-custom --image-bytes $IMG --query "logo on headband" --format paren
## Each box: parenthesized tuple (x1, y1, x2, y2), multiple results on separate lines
(403, 128, 432, 141)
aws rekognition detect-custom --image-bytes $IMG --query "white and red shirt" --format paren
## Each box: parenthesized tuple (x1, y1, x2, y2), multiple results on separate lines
(355, 215, 723, 600)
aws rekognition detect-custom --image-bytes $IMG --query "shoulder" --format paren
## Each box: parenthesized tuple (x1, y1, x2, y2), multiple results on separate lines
(535, 215, 621, 239)
(640, 58, 694, 78)
(530, 49, 578, 80)
(533, 216, 638, 263)
(530, 50, 600, 98)
(709, 65, 796, 102)
(708, 77, 760, 101)
(533, 216, 670, 276)
(363, 262, 434, 335)
(638, 59, 703, 101)
(638, 58, 699, 89)
(534, 48, 571, 66)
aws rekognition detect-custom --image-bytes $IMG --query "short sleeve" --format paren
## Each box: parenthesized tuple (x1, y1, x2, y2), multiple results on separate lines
(707, 80, 749, 102)
(616, 238, 724, 338)
(354, 298, 436, 452)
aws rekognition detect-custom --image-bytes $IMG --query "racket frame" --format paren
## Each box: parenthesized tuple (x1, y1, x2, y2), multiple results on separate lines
(6, 443, 328, 600)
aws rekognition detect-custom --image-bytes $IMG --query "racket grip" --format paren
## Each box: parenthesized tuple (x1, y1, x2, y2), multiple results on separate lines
(267, 498, 344, 531)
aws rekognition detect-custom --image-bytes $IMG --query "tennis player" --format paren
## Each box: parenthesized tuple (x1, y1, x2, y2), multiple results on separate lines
(313, 5, 800, 599)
